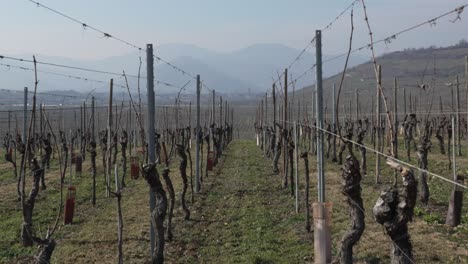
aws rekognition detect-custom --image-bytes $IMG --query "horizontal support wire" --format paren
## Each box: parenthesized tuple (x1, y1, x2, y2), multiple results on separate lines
(278, 120, 468, 190)
(26, 0, 196, 79)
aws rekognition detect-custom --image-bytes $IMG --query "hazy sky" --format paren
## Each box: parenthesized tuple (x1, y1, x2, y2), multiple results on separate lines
(1, 0, 468, 60)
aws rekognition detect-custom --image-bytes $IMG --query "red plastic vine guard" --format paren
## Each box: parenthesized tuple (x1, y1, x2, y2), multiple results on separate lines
(207, 151, 214, 171)
(130, 156, 139, 179)
(64, 186, 76, 225)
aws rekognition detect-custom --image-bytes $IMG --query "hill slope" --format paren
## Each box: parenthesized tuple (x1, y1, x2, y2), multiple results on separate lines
(297, 43, 468, 116)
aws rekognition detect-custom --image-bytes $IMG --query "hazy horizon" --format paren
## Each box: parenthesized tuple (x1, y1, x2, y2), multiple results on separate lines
(1, 0, 468, 96)
(2, 0, 468, 60)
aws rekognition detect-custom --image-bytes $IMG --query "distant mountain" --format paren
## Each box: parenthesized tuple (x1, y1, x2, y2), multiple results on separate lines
(1, 42, 366, 97)
(156, 56, 257, 94)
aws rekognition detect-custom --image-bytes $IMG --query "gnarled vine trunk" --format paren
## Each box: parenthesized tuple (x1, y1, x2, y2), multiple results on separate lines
(39, 135, 52, 190)
(120, 131, 128, 188)
(142, 163, 167, 264)
(176, 145, 190, 220)
(21, 158, 43, 247)
(273, 126, 283, 174)
(288, 138, 294, 197)
(416, 123, 431, 206)
(373, 162, 417, 264)
(161, 168, 175, 241)
(356, 120, 368, 176)
(90, 141, 97, 206)
(36, 239, 56, 264)
(300, 152, 311, 232)
(338, 154, 365, 264)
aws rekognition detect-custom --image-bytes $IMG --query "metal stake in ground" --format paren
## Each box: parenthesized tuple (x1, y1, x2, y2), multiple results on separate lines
(315, 31, 324, 203)
(146, 43, 157, 257)
(375, 65, 382, 184)
(196, 75, 201, 193)
(23, 87, 28, 145)
(332, 83, 337, 162)
(106, 79, 113, 198)
(313, 30, 330, 264)
(294, 121, 299, 213)
(455, 75, 461, 156)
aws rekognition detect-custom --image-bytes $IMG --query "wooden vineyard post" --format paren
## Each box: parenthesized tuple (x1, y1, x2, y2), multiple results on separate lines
(261, 99, 264, 152)
(455, 75, 461, 156)
(466, 56, 468, 155)
(83, 101, 87, 160)
(220, 96, 223, 153)
(403, 87, 407, 116)
(332, 83, 337, 162)
(23, 87, 28, 145)
(80, 104, 83, 163)
(375, 65, 382, 184)
(106, 79, 113, 198)
(196, 75, 201, 193)
(8, 110, 11, 136)
(371, 95, 375, 148)
(211, 90, 215, 158)
(283, 68, 288, 189)
(231, 109, 234, 141)
(266, 93, 271, 155)
(273, 84, 276, 147)
(394, 78, 399, 183)
(446, 115, 464, 227)
(145, 43, 167, 262)
(355, 88, 359, 122)
(409, 93, 412, 115)
(294, 121, 299, 213)
(265, 92, 268, 131)
(91, 96, 96, 206)
(225, 100, 228, 144)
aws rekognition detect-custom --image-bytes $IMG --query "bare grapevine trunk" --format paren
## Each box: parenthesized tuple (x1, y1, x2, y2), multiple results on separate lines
(282, 129, 289, 189)
(161, 168, 175, 241)
(142, 163, 167, 264)
(99, 131, 107, 177)
(120, 131, 128, 188)
(269, 128, 276, 159)
(288, 138, 294, 196)
(176, 145, 190, 220)
(39, 135, 52, 190)
(186, 144, 194, 203)
(435, 118, 447, 154)
(90, 141, 97, 206)
(16, 134, 25, 201)
(373, 161, 417, 264)
(338, 122, 353, 165)
(4, 134, 20, 201)
(417, 122, 431, 206)
(36, 239, 56, 264)
(205, 134, 210, 179)
(338, 154, 365, 264)
(356, 120, 368, 176)
(326, 124, 333, 159)
(21, 158, 43, 247)
(112, 132, 118, 166)
(273, 124, 283, 174)
(300, 152, 311, 232)
(273, 136, 282, 174)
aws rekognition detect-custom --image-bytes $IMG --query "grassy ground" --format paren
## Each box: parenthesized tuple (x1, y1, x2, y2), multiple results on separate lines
(0, 139, 467, 263)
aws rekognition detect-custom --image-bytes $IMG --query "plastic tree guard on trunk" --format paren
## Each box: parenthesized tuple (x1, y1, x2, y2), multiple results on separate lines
(64, 186, 76, 225)
(130, 156, 139, 179)
(75, 155, 82, 174)
(207, 151, 214, 171)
